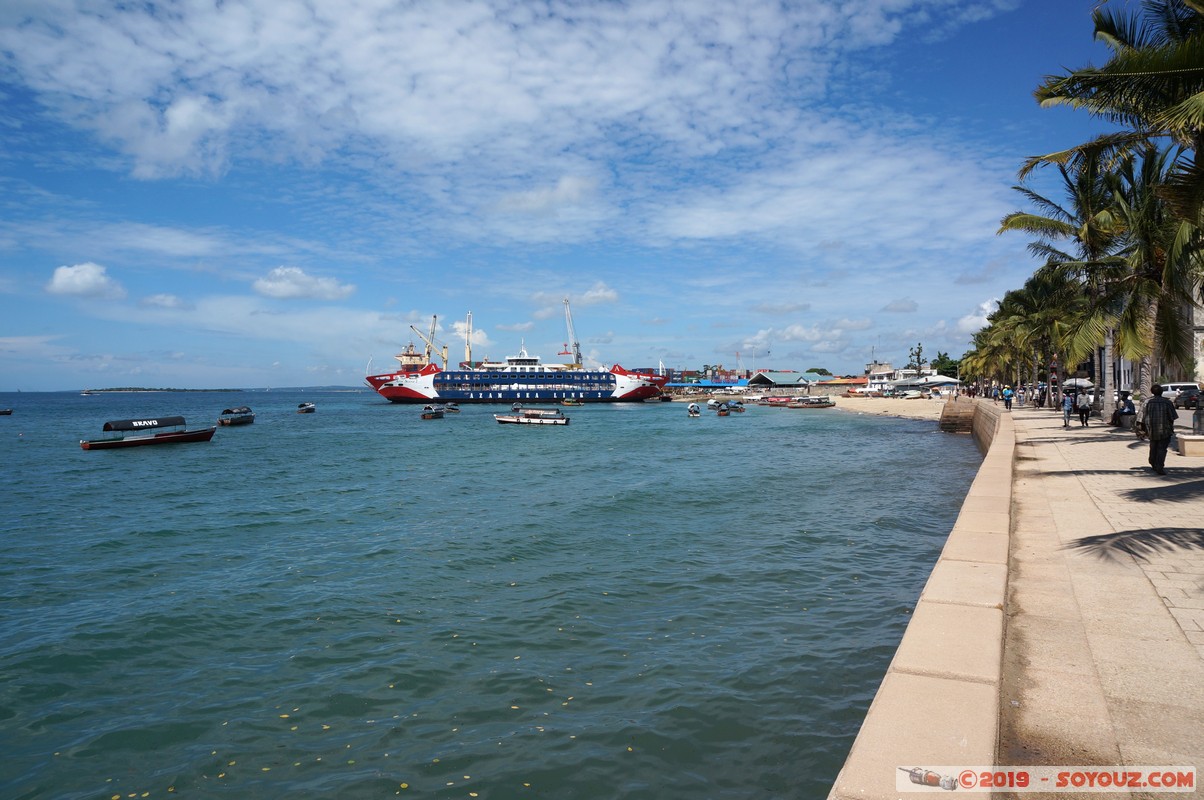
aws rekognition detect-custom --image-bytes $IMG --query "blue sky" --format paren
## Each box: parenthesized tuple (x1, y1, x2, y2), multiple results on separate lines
(0, 0, 1115, 391)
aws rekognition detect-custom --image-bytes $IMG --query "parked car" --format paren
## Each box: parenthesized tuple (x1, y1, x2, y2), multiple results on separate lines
(1161, 382, 1200, 403)
(1173, 385, 1201, 409)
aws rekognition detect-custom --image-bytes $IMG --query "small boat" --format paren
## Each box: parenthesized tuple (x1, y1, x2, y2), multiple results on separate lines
(715, 403, 731, 417)
(561, 398, 584, 406)
(443, 402, 461, 413)
(80, 416, 216, 451)
(495, 406, 570, 425)
(421, 405, 445, 420)
(727, 401, 745, 412)
(787, 396, 836, 409)
(218, 406, 255, 426)
(0, 408, 11, 416)
(297, 402, 316, 414)
(687, 403, 701, 417)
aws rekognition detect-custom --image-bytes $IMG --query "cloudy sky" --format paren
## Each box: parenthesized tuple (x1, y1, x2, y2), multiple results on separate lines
(0, 0, 1113, 390)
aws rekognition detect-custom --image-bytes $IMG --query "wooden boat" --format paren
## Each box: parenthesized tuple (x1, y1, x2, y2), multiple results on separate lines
(787, 396, 836, 409)
(495, 406, 570, 425)
(80, 416, 216, 450)
(421, 405, 445, 420)
(297, 402, 316, 413)
(218, 406, 255, 426)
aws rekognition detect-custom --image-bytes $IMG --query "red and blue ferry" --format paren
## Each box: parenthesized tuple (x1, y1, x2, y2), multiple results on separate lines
(366, 345, 666, 404)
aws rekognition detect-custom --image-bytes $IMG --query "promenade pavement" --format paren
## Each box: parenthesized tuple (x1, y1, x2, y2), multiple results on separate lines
(999, 401, 1204, 794)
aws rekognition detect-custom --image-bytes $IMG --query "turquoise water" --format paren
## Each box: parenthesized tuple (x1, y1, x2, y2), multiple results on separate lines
(0, 391, 981, 799)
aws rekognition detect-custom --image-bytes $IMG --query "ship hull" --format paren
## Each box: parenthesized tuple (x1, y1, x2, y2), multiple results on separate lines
(365, 365, 665, 404)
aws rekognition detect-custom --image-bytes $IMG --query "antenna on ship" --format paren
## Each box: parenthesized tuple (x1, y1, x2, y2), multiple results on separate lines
(563, 298, 583, 368)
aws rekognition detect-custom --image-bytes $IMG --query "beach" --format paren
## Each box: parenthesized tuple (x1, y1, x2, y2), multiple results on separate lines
(828, 394, 947, 421)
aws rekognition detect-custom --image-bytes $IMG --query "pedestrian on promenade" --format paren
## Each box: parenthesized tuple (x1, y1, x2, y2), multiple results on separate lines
(1076, 389, 1091, 427)
(992, 386, 1000, 404)
(1142, 383, 1178, 475)
(1062, 391, 1074, 428)
(1003, 386, 1014, 410)
(1110, 392, 1136, 426)
(1018, 386, 1026, 406)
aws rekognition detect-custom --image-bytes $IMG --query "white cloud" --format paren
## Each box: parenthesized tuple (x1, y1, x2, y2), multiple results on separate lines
(579, 282, 619, 305)
(140, 293, 191, 309)
(957, 298, 999, 334)
(497, 176, 599, 214)
(0, 0, 1016, 186)
(252, 266, 354, 300)
(882, 297, 918, 313)
(46, 262, 126, 299)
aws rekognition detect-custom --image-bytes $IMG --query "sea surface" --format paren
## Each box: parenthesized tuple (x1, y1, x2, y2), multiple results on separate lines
(0, 390, 981, 799)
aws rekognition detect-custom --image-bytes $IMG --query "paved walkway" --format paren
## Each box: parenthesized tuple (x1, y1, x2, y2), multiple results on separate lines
(999, 403, 1204, 792)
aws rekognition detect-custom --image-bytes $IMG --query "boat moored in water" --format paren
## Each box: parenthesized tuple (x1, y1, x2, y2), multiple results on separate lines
(297, 402, 316, 414)
(421, 405, 445, 420)
(218, 406, 255, 426)
(80, 416, 216, 450)
(495, 405, 570, 425)
(687, 403, 701, 417)
(787, 396, 836, 409)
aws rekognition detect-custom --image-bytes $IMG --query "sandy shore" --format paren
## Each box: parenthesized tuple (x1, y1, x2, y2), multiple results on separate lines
(682, 393, 950, 421)
(829, 395, 947, 421)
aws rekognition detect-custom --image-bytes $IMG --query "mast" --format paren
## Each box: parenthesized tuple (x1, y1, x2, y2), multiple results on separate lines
(563, 298, 582, 368)
(464, 311, 473, 367)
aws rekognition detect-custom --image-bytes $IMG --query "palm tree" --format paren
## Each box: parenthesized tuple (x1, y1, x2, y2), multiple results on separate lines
(1107, 144, 1204, 398)
(1031, 0, 1204, 219)
(999, 152, 1125, 411)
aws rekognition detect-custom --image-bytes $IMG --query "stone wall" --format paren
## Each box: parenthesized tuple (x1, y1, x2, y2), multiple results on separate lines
(829, 400, 1012, 799)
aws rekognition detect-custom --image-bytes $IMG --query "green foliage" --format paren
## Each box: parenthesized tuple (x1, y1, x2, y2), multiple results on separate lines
(806, 367, 832, 376)
(930, 351, 960, 376)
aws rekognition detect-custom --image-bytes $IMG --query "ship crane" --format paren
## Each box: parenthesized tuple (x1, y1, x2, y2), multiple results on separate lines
(410, 315, 450, 369)
(563, 298, 583, 368)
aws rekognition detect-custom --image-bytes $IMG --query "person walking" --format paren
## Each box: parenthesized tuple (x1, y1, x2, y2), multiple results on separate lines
(1002, 385, 1014, 410)
(1076, 389, 1092, 427)
(1062, 391, 1074, 428)
(1141, 384, 1178, 475)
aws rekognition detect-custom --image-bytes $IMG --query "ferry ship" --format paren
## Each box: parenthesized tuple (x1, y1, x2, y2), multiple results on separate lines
(365, 307, 667, 404)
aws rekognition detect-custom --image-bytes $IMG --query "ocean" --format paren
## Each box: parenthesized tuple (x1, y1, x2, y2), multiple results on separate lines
(0, 390, 981, 799)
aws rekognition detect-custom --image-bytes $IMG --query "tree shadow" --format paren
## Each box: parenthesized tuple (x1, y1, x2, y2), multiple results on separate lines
(1064, 527, 1204, 563)
(1117, 477, 1204, 503)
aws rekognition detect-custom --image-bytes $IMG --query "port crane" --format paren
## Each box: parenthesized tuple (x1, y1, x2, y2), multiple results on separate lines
(561, 298, 583, 368)
(410, 315, 449, 369)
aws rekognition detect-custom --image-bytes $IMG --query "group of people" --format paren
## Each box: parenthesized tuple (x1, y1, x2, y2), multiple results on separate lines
(1056, 385, 1178, 475)
(983, 380, 1183, 475)
(1060, 389, 1095, 427)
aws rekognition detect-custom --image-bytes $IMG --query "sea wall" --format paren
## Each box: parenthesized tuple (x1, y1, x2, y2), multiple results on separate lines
(829, 400, 1013, 799)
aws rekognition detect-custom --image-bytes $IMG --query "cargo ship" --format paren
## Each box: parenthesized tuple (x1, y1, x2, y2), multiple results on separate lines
(365, 306, 667, 405)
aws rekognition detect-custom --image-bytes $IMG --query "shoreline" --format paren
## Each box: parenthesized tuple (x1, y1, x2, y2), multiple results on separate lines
(691, 394, 948, 422)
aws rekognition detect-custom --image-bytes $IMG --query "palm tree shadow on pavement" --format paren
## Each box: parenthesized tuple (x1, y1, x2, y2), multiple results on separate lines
(1065, 527, 1204, 563)
(1118, 477, 1204, 503)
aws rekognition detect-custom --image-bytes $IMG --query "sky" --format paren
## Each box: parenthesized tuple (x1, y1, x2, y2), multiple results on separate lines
(0, 0, 1120, 391)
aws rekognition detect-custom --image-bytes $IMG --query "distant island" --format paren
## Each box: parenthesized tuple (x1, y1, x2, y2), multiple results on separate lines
(81, 387, 243, 393)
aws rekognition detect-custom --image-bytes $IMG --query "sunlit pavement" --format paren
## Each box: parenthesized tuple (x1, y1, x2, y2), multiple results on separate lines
(1000, 403, 1204, 773)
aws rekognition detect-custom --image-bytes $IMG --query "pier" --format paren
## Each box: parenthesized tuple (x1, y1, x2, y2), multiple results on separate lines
(830, 399, 1204, 798)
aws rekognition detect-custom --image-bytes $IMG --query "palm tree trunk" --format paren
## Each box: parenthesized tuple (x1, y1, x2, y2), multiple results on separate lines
(1104, 328, 1116, 415)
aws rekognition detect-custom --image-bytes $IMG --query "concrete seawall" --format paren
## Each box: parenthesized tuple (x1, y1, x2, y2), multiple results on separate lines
(829, 399, 1013, 799)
